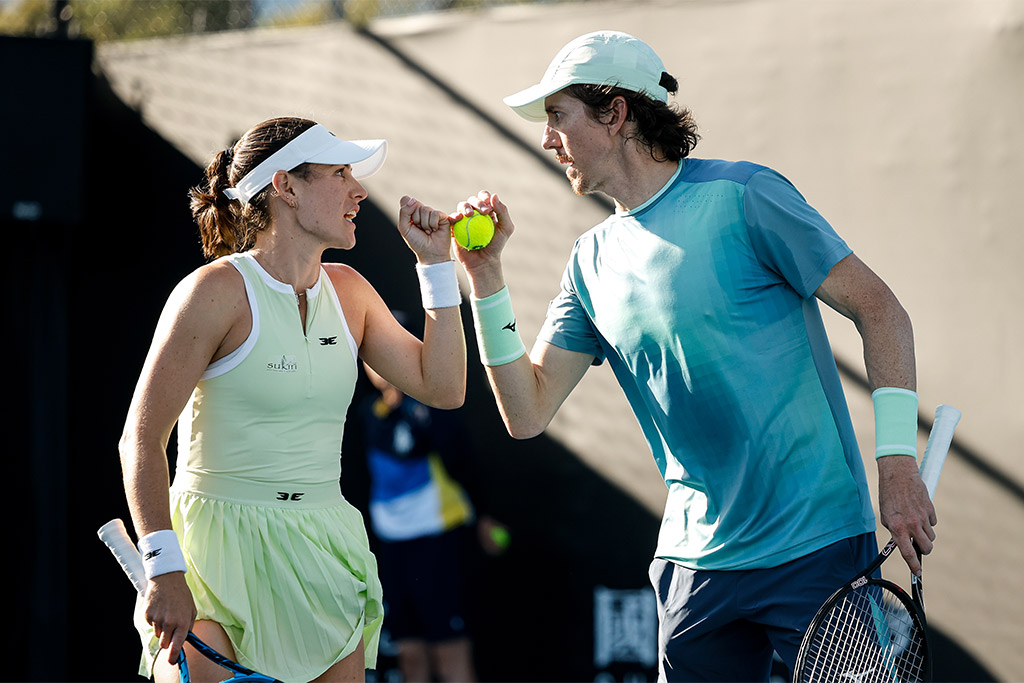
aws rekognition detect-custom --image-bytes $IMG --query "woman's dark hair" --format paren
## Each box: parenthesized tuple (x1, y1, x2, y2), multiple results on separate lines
(188, 117, 317, 260)
(564, 74, 700, 163)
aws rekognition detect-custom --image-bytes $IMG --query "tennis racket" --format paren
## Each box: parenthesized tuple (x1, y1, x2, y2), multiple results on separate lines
(97, 518, 283, 683)
(793, 403, 961, 683)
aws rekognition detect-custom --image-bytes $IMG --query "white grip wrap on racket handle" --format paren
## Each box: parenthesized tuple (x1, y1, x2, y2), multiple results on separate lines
(918, 404, 962, 499)
(97, 518, 148, 595)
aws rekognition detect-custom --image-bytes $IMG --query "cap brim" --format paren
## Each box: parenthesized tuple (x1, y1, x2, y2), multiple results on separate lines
(503, 82, 568, 122)
(307, 138, 388, 179)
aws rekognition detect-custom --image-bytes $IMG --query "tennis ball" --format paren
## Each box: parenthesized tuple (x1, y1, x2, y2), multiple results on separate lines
(452, 212, 495, 250)
(489, 526, 511, 550)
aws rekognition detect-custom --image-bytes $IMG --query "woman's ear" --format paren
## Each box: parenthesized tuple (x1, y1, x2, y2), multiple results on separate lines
(271, 169, 298, 208)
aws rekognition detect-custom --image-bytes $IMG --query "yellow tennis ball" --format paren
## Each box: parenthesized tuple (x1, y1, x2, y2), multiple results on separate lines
(490, 526, 511, 550)
(452, 213, 495, 250)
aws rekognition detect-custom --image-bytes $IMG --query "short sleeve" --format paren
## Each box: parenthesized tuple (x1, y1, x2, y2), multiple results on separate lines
(536, 263, 606, 364)
(743, 169, 852, 298)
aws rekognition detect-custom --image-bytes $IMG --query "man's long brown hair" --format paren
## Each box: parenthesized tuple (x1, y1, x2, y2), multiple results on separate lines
(564, 76, 700, 163)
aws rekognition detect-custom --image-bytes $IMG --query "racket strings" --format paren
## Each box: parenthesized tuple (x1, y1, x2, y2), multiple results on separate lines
(802, 586, 926, 682)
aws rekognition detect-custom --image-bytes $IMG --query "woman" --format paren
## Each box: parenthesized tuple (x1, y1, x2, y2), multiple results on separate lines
(119, 117, 467, 682)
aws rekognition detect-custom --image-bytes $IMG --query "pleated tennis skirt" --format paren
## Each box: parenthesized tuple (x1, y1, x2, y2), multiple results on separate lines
(135, 484, 383, 682)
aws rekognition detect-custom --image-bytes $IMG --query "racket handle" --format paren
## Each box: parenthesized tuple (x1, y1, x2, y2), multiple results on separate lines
(98, 518, 148, 595)
(918, 404, 962, 499)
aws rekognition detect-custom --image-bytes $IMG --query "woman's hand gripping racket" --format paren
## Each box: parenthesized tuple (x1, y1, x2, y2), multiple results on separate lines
(97, 519, 283, 683)
(794, 403, 961, 683)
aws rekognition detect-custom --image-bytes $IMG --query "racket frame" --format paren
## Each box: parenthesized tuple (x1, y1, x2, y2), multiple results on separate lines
(795, 547, 932, 681)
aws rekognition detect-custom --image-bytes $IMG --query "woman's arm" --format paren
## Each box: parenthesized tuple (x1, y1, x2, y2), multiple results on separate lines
(118, 262, 246, 665)
(330, 196, 467, 408)
(328, 264, 466, 409)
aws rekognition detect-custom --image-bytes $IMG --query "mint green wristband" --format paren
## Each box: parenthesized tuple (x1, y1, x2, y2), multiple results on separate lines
(470, 286, 526, 366)
(872, 387, 919, 459)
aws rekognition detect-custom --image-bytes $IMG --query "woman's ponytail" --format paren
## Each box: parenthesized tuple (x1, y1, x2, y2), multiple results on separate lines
(189, 146, 253, 259)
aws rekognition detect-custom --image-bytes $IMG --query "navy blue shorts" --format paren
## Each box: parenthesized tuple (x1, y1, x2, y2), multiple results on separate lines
(649, 533, 879, 682)
(375, 526, 471, 643)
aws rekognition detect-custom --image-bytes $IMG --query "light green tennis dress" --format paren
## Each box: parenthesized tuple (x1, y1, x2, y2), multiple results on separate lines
(136, 252, 382, 681)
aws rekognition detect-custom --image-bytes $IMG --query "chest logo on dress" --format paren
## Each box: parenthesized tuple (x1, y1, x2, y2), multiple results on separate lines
(319, 336, 338, 346)
(266, 355, 298, 372)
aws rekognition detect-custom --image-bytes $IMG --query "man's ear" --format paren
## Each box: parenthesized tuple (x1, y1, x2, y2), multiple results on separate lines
(605, 95, 629, 136)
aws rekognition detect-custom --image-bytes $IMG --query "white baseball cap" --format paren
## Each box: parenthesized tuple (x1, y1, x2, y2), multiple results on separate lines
(503, 30, 669, 122)
(224, 124, 387, 205)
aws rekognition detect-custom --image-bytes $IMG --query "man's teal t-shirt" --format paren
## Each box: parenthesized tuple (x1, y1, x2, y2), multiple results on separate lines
(538, 159, 876, 570)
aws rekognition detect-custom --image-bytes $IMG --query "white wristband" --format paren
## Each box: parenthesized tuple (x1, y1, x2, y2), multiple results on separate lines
(416, 260, 461, 309)
(137, 529, 188, 580)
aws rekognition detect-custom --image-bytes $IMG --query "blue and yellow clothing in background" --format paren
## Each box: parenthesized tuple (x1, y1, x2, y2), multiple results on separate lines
(360, 395, 475, 542)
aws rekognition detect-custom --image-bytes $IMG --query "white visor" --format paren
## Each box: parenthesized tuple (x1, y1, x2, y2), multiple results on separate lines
(224, 124, 387, 205)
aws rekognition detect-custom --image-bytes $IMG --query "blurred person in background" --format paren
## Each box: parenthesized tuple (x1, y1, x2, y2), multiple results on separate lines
(356, 313, 507, 683)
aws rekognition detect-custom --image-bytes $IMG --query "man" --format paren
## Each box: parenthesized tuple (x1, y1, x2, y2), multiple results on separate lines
(453, 30, 936, 680)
